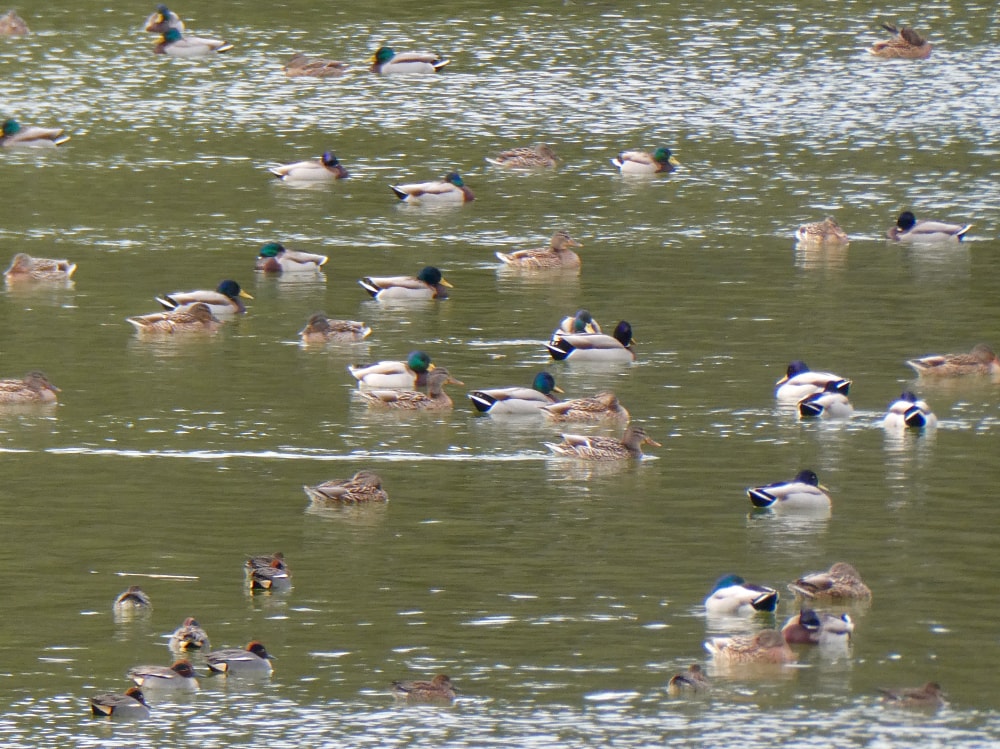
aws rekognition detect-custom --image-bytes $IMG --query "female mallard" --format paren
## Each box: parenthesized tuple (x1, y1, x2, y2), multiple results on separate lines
(348, 351, 434, 389)
(300, 313, 371, 344)
(128, 661, 199, 691)
(254, 242, 328, 272)
(284, 52, 347, 77)
(0, 371, 60, 404)
(359, 368, 464, 411)
(704, 574, 779, 616)
(468, 371, 563, 414)
(0, 9, 29, 35)
(359, 266, 452, 301)
(775, 361, 851, 402)
(879, 682, 946, 709)
(546, 320, 636, 362)
(795, 217, 849, 245)
(788, 562, 872, 601)
(870, 23, 932, 59)
(906, 343, 1000, 377)
(113, 585, 152, 611)
(169, 617, 211, 651)
(206, 642, 273, 676)
(485, 144, 558, 169)
(126, 302, 222, 336)
(269, 151, 348, 182)
(154, 28, 232, 56)
(667, 664, 710, 696)
(156, 279, 252, 316)
(245, 552, 291, 591)
(1, 119, 70, 147)
(704, 629, 795, 665)
(144, 4, 184, 33)
(747, 469, 831, 512)
(391, 674, 456, 703)
(798, 381, 854, 419)
(4, 253, 76, 282)
(545, 424, 660, 461)
(90, 687, 149, 718)
(370, 46, 450, 74)
(781, 609, 854, 646)
(883, 391, 937, 429)
(390, 172, 474, 204)
(887, 211, 970, 242)
(303, 470, 388, 504)
(540, 391, 630, 422)
(611, 147, 680, 174)
(495, 230, 582, 270)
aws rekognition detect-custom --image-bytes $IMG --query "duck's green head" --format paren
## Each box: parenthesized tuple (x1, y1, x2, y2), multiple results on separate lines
(2, 119, 21, 136)
(156, 4, 172, 15)
(794, 469, 820, 486)
(321, 152, 340, 167)
(532, 371, 562, 395)
(217, 279, 253, 300)
(417, 266, 452, 287)
(163, 27, 183, 43)
(372, 46, 395, 64)
(407, 350, 433, 373)
(653, 147, 680, 167)
(711, 573, 747, 593)
(259, 242, 285, 258)
(896, 211, 917, 231)
(443, 172, 465, 187)
(571, 309, 596, 333)
(613, 320, 634, 346)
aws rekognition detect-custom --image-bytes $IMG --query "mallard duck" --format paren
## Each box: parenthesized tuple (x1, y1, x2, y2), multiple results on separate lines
(775, 361, 851, 402)
(870, 23, 932, 59)
(348, 351, 435, 389)
(0, 371, 59, 404)
(144, 4, 184, 33)
(269, 151, 349, 181)
(546, 320, 636, 362)
(495, 230, 582, 269)
(545, 424, 660, 461)
(788, 562, 872, 601)
(0, 9, 29, 35)
(4, 253, 76, 282)
(468, 371, 563, 414)
(169, 617, 211, 651)
(879, 682, 946, 709)
(128, 661, 199, 691)
(206, 642, 273, 676)
(303, 470, 388, 504)
(299, 313, 371, 344)
(704, 629, 795, 665)
(284, 52, 347, 77)
(359, 266, 452, 301)
(156, 279, 252, 316)
(359, 368, 464, 411)
(90, 687, 150, 718)
(245, 552, 291, 591)
(906, 343, 1000, 377)
(126, 302, 223, 336)
(795, 217, 849, 245)
(540, 391, 630, 422)
(883, 392, 938, 429)
(747, 469, 832, 512)
(887, 211, 970, 241)
(370, 46, 450, 74)
(113, 585, 152, 611)
(667, 664, 710, 696)
(0, 119, 70, 147)
(391, 674, 456, 703)
(798, 381, 854, 419)
(611, 147, 680, 174)
(557, 309, 602, 335)
(254, 242, 328, 272)
(781, 608, 854, 646)
(154, 27, 232, 56)
(485, 144, 558, 169)
(390, 172, 474, 204)
(704, 574, 779, 615)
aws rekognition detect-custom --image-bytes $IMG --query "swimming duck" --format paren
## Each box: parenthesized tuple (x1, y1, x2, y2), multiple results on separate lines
(747, 469, 832, 512)
(887, 211, 970, 242)
(303, 470, 388, 504)
(469, 372, 563, 414)
(245, 552, 291, 591)
(557, 309, 602, 335)
(0, 9, 29, 35)
(126, 302, 223, 336)
(154, 27, 232, 56)
(546, 320, 636, 362)
(540, 391, 630, 422)
(0, 371, 59, 404)
(391, 674, 457, 703)
(883, 392, 938, 429)
(390, 172, 474, 204)
(0, 119, 70, 147)
(704, 574, 779, 616)
(704, 629, 795, 665)
(611, 147, 680, 174)
(798, 380, 854, 419)
(156, 279, 252, 316)
(359, 368, 464, 411)
(775, 361, 851, 402)
(781, 608, 854, 646)
(906, 343, 1000, 377)
(113, 585, 152, 611)
(299, 313, 371, 344)
(4, 253, 76, 282)
(90, 687, 149, 719)
(144, 4, 184, 33)
(495, 230, 583, 270)
(370, 46, 450, 74)
(795, 217, 849, 245)
(128, 660, 199, 691)
(169, 617, 211, 651)
(545, 424, 661, 461)
(284, 52, 347, 77)
(206, 642, 273, 676)
(348, 351, 435, 390)
(254, 242, 328, 272)
(879, 682, 946, 709)
(870, 23, 932, 59)
(788, 562, 872, 601)
(359, 266, 452, 301)
(485, 144, 558, 169)
(269, 151, 349, 181)
(667, 664, 710, 696)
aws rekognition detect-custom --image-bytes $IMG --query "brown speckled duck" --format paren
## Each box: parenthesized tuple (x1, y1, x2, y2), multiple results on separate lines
(359, 368, 464, 411)
(495, 230, 582, 270)
(4, 253, 76, 282)
(870, 23, 932, 59)
(0, 371, 60, 404)
(303, 470, 388, 504)
(392, 674, 456, 703)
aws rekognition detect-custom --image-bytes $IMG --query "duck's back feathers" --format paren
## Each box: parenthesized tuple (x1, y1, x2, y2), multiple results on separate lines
(485, 144, 558, 169)
(906, 344, 1000, 377)
(540, 391, 630, 422)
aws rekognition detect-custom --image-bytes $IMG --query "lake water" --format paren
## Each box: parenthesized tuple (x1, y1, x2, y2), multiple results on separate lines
(1, 0, 998, 746)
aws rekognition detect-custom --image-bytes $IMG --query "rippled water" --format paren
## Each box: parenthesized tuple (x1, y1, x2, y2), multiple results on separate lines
(1, 0, 999, 746)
